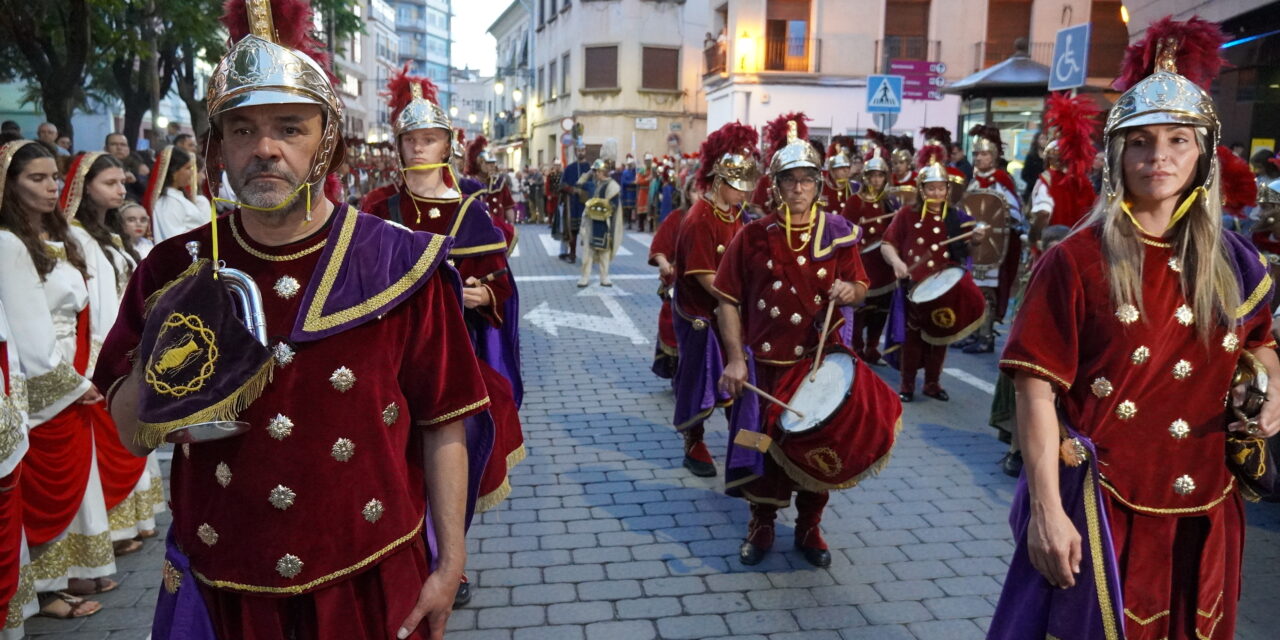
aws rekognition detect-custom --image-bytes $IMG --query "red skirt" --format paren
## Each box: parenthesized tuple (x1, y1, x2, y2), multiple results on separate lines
(201, 534, 434, 640)
(0, 464, 21, 628)
(21, 404, 93, 546)
(476, 361, 524, 512)
(1105, 491, 1243, 640)
(87, 401, 147, 512)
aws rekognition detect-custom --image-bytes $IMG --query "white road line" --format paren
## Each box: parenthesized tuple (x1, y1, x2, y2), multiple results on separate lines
(628, 232, 654, 249)
(943, 367, 996, 395)
(510, 241, 521, 258)
(535, 232, 632, 256)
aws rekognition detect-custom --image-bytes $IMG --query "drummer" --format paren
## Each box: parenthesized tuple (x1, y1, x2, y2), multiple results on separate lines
(669, 121, 762, 477)
(888, 145, 917, 205)
(881, 145, 987, 402)
(714, 116, 882, 568)
(958, 125, 1024, 354)
(820, 136, 859, 213)
(842, 144, 899, 364)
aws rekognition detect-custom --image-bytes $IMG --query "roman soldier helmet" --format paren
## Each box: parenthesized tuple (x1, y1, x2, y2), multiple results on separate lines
(1260, 178, 1280, 207)
(915, 132, 950, 190)
(465, 135, 494, 176)
(969, 125, 1004, 158)
(1043, 92, 1102, 221)
(695, 121, 761, 192)
(863, 129, 892, 174)
(919, 127, 965, 187)
(764, 112, 822, 176)
(206, 0, 344, 192)
(385, 65, 451, 140)
(1103, 16, 1227, 199)
(825, 135, 856, 170)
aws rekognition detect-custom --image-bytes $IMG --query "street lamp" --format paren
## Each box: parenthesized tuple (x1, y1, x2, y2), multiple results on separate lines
(494, 80, 505, 95)
(468, 113, 477, 124)
(512, 88, 524, 104)
(449, 105, 458, 117)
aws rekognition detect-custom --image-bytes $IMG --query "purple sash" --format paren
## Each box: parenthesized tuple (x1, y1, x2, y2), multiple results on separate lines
(987, 424, 1125, 640)
(671, 300, 731, 431)
(723, 350, 764, 495)
(151, 532, 219, 640)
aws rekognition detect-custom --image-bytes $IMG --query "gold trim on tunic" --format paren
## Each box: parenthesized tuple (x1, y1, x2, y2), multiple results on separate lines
(415, 396, 490, 427)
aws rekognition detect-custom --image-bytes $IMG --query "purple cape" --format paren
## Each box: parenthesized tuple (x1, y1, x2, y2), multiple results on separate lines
(671, 300, 731, 432)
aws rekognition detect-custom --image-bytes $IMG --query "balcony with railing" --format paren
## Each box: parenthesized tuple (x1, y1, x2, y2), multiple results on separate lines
(703, 42, 727, 76)
(764, 35, 813, 72)
(874, 37, 941, 73)
(972, 40, 1053, 72)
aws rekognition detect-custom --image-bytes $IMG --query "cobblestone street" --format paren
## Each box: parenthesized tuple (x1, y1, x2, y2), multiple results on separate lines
(23, 226, 1280, 639)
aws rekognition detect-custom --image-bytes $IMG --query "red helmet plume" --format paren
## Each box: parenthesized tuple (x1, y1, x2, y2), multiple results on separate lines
(1113, 16, 1227, 92)
(1044, 92, 1100, 182)
(466, 135, 489, 176)
(220, 0, 333, 80)
(968, 124, 1004, 157)
(695, 121, 759, 190)
(828, 134, 856, 157)
(384, 63, 441, 124)
(919, 127, 952, 149)
(762, 112, 810, 157)
(1218, 145, 1257, 214)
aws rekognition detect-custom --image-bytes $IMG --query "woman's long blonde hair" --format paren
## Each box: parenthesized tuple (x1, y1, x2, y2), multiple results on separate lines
(1076, 128, 1238, 341)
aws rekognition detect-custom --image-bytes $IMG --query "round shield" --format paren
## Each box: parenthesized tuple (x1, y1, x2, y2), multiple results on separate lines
(961, 190, 1010, 272)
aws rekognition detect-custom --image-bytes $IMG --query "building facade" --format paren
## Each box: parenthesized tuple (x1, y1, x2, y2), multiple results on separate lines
(527, 0, 711, 168)
(487, 1, 533, 169)
(452, 67, 494, 147)
(396, 0, 454, 107)
(333, 0, 402, 146)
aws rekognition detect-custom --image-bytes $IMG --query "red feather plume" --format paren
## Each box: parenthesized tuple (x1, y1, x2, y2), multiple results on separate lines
(384, 63, 441, 124)
(1043, 92, 1100, 226)
(919, 127, 952, 149)
(221, 0, 334, 80)
(1217, 145, 1257, 214)
(695, 122, 759, 190)
(915, 143, 947, 169)
(465, 135, 488, 177)
(762, 112, 810, 158)
(827, 134, 856, 157)
(1113, 16, 1227, 91)
(865, 129, 890, 149)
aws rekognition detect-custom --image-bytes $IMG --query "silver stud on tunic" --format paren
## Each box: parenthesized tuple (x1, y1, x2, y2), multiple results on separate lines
(1174, 304, 1194, 326)
(1131, 346, 1150, 364)
(1168, 257, 1182, 273)
(790, 313, 802, 325)
(761, 342, 772, 353)
(276, 554, 303, 579)
(273, 276, 300, 299)
(813, 295, 822, 304)
(716, 244, 726, 255)
(770, 307, 781, 319)
(1223, 333, 1240, 352)
(363, 499, 385, 523)
(797, 256, 807, 266)
(1169, 420, 1190, 440)
(1115, 400, 1137, 420)
(215, 462, 231, 488)
(793, 345, 804, 356)
(428, 207, 441, 219)
(272, 342, 295, 366)
(772, 281, 783, 291)
(331, 438, 356, 462)
(267, 414, 294, 440)
(757, 299, 767, 310)
(197, 523, 218, 546)
(817, 268, 828, 278)
(1172, 360, 1193, 380)
(382, 403, 400, 426)
(766, 259, 774, 270)
(1090, 378, 1113, 398)
(1173, 475, 1196, 495)
(1115, 304, 1140, 324)
(269, 485, 296, 510)
(799, 232, 811, 243)
(329, 367, 356, 392)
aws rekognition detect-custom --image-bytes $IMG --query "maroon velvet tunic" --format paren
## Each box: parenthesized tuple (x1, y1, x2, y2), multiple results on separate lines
(675, 198, 744, 323)
(95, 211, 489, 598)
(1000, 226, 1275, 640)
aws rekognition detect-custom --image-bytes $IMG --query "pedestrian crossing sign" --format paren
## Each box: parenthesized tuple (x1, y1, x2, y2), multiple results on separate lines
(866, 75, 904, 114)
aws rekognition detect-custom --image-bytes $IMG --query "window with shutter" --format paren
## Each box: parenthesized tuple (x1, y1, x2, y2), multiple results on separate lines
(642, 47, 680, 90)
(548, 60, 558, 98)
(562, 53, 571, 94)
(584, 46, 618, 89)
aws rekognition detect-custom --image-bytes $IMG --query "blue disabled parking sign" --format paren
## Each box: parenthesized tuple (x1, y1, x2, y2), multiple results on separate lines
(866, 75, 903, 114)
(1049, 23, 1091, 91)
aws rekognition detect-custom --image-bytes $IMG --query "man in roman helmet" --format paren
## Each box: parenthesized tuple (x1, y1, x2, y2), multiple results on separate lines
(841, 137, 900, 364)
(94, 2, 488, 637)
(715, 115, 899, 569)
(667, 121, 761, 478)
(820, 135, 859, 213)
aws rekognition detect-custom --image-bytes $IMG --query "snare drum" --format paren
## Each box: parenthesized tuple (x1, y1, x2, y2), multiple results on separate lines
(858, 243, 898, 296)
(908, 267, 987, 345)
(762, 347, 902, 490)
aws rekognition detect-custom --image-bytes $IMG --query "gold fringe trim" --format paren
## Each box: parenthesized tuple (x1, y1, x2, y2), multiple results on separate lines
(674, 399, 732, 432)
(766, 416, 904, 493)
(193, 520, 422, 595)
(475, 476, 513, 514)
(135, 358, 275, 449)
(143, 259, 208, 317)
(507, 443, 528, 469)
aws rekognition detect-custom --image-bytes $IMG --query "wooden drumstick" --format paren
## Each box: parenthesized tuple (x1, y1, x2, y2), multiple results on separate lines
(742, 381, 806, 420)
(810, 297, 837, 382)
(905, 222, 990, 271)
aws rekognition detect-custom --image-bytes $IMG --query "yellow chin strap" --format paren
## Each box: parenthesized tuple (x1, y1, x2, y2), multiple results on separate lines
(920, 198, 949, 220)
(210, 179, 321, 278)
(1120, 186, 1206, 235)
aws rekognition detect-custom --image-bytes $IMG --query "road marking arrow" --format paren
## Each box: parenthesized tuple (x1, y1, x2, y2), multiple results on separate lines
(523, 285, 648, 344)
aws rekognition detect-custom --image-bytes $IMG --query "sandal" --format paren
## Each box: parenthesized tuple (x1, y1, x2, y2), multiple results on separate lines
(136, 529, 158, 539)
(37, 592, 101, 619)
(114, 539, 144, 556)
(63, 577, 119, 596)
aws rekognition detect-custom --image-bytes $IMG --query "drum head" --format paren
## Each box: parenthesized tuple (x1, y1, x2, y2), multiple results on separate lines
(910, 267, 965, 303)
(779, 352, 857, 435)
(164, 421, 251, 444)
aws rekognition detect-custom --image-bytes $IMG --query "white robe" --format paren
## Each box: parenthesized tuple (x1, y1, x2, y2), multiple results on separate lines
(0, 232, 116, 595)
(151, 187, 205, 243)
(69, 226, 166, 541)
(0, 303, 36, 639)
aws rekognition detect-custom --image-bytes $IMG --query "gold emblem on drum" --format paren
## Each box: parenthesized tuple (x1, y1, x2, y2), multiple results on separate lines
(930, 307, 957, 329)
(804, 447, 844, 479)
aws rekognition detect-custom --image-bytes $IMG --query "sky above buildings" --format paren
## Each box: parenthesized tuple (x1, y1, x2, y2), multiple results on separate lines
(452, 4, 506, 74)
